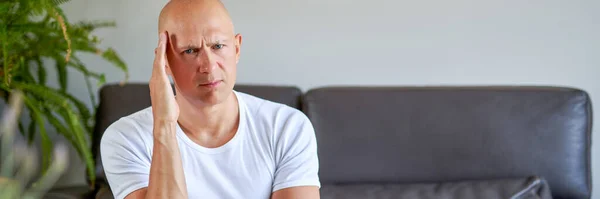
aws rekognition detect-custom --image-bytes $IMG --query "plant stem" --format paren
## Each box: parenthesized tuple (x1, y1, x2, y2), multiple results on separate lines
(3, 37, 9, 86)
(85, 76, 96, 108)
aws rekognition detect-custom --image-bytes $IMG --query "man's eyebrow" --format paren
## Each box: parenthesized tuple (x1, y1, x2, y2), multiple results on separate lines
(176, 39, 230, 50)
(177, 44, 199, 50)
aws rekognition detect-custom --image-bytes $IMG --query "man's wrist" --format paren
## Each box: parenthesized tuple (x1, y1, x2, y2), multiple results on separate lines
(153, 120, 178, 138)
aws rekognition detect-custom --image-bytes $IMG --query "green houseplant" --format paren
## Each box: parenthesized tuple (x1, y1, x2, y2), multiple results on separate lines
(0, 0, 129, 187)
(0, 90, 70, 199)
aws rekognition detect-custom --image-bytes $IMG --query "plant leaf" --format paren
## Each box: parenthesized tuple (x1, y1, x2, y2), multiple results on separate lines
(18, 120, 25, 137)
(52, 0, 72, 5)
(101, 48, 129, 82)
(22, 95, 53, 174)
(97, 73, 106, 87)
(14, 82, 68, 106)
(101, 48, 127, 72)
(27, 114, 36, 145)
(19, 57, 36, 83)
(55, 58, 67, 91)
(74, 20, 116, 32)
(2, 0, 126, 184)
(42, 107, 74, 144)
(0, 3, 15, 15)
(42, 107, 88, 171)
(68, 56, 103, 79)
(63, 104, 95, 184)
(36, 57, 47, 85)
(13, 82, 96, 183)
(60, 90, 93, 133)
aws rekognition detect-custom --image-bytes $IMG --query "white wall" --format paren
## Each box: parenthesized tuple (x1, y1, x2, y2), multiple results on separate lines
(59, 0, 600, 197)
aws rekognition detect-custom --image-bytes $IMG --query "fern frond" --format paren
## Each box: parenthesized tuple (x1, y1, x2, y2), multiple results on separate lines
(19, 58, 36, 83)
(62, 103, 95, 184)
(97, 74, 106, 86)
(42, 107, 74, 144)
(68, 56, 103, 79)
(0, 3, 15, 15)
(102, 48, 129, 83)
(27, 113, 36, 145)
(22, 95, 53, 174)
(61, 91, 93, 133)
(27, 0, 51, 16)
(73, 20, 116, 32)
(54, 57, 67, 91)
(35, 57, 46, 85)
(51, 0, 71, 6)
(1, 0, 125, 184)
(18, 120, 25, 137)
(14, 82, 95, 182)
(14, 82, 70, 111)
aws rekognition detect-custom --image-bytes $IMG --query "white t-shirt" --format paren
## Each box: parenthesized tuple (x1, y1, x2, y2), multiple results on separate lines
(100, 91, 320, 199)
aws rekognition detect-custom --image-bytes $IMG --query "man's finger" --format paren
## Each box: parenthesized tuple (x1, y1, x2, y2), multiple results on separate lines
(153, 32, 167, 75)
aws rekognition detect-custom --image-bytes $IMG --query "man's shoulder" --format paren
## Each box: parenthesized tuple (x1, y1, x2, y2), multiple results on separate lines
(106, 106, 154, 131)
(236, 91, 313, 142)
(100, 107, 154, 145)
(236, 91, 307, 123)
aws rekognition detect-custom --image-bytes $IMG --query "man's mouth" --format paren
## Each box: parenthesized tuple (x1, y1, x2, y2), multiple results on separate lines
(198, 80, 222, 88)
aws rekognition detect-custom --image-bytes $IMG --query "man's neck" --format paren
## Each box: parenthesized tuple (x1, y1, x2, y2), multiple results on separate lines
(175, 92, 239, 148)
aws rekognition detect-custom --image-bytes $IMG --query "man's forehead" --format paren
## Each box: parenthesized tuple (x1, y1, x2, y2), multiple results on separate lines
(166, 19, 232, 38)
(164, 13, 232, 31)
(170, 31, 231, 47)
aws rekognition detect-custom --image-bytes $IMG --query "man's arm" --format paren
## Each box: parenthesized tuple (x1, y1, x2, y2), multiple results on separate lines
(126, 32, 186, 199)
(272, 186, 320, 199)
(126, 122, 186, 199)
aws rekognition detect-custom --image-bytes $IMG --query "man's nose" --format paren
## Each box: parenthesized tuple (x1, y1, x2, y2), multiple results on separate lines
(197, 48, 217, 73)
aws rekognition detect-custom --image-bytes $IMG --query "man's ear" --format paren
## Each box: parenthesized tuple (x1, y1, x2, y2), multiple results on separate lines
(235, 33, 242, 63)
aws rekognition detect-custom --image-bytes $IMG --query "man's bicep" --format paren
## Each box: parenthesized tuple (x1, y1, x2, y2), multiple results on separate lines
(271, 186, 320, 199)
(124, 188, 147, 199)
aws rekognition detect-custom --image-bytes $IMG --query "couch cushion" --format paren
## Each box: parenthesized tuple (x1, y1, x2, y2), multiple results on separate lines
(303, 86, 592, 199)
(320, 176, 552, 199)
(91, 83, 302, 185)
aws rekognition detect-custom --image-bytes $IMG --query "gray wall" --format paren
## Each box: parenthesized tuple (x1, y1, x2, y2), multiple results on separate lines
(59, 0, 600, 197)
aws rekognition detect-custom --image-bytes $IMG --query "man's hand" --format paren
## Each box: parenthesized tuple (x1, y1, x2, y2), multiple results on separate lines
(150, 31, 179, 124)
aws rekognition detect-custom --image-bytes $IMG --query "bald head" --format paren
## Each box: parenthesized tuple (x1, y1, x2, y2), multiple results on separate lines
(155, 0, 242, 106)
(158, 0, 234, 34)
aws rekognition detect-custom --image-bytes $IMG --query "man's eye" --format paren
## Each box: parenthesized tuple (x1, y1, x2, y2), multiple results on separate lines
(184, 49, 196, 54)
(213, 44, 224, 50)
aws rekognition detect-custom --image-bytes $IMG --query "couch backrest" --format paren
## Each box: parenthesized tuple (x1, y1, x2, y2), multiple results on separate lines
(91, 83, 302, 184)
(302, 86, 592, 199)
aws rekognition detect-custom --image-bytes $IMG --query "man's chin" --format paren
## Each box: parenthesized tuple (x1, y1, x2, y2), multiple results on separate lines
(191, 88, 232, 106)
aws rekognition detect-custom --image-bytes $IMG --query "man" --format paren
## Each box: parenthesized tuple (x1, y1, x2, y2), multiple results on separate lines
(99, 0, 321, 198)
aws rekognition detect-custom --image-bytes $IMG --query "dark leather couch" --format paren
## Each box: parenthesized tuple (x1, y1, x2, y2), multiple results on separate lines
(46, 83, 593, 199)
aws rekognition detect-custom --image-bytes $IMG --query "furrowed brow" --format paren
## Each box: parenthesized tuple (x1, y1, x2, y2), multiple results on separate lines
(177, 44, 199, 50)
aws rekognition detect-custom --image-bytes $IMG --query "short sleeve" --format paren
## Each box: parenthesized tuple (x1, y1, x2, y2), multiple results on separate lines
(272, 111, 321, 192)
(100, 118, 152, 199)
